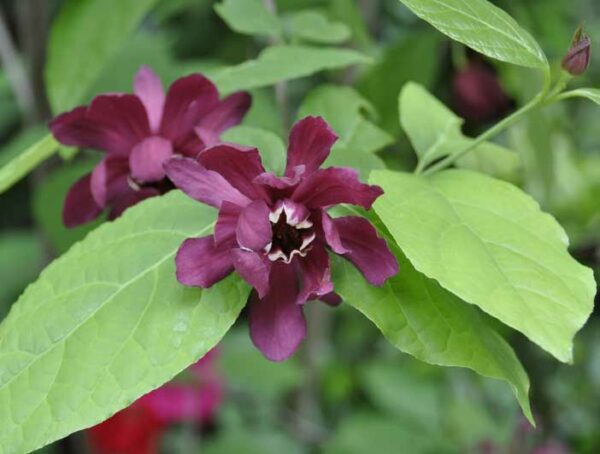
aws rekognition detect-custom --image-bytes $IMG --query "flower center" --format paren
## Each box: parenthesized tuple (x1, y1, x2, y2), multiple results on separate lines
(266, 205, 315, 263)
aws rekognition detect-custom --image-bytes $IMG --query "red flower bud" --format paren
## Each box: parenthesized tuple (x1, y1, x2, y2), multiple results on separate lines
(562, 24, 591, 76)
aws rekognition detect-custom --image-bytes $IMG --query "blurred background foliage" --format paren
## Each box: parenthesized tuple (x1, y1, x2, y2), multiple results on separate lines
(0, 0, 598, 452)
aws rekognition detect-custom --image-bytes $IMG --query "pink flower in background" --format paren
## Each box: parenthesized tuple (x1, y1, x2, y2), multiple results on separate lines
(165, 116, 398, 362)
(87, 349, 223, 454)
(49, 66, 251, 227)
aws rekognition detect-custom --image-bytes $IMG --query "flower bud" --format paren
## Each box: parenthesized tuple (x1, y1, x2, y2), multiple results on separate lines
(562, 24, 591, 76)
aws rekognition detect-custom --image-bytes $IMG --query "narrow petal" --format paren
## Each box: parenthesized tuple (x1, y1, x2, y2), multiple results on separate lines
(198, 144, 267, 200)
(129, 136, 173, 182)
(236, 200, 272, 251)
(175, 236, 234, 288)
(90, 154, 130, 207)
(62, 174, 103, 228)
(285, 116, 337, 177)
(333, 216, 398, 286)
(231, 249, 270, 298)
(134, 66, 165, 133)
(249, 263, 306, 361)
(164, 157, 251, 208)
(297, 244, 333, 304)
(108, 187, 159, 220)
(318, 210, 347, 254)
(292, 167, 383, 209)
(160, 74, 219, 146)
(195, 91, 252, 147)
(215, 201, 243, 246)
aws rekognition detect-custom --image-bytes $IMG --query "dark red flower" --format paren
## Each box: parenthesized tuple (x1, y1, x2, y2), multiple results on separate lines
(165, 116, 398, 361)
(453, 59, 510, 123)
(50, 66, 251, 227)
(87, 350, 223, 454)
(562, 24, 591, 76)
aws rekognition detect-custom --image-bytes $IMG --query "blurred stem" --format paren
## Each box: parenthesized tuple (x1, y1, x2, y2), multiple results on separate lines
(0, 5, 37, 124)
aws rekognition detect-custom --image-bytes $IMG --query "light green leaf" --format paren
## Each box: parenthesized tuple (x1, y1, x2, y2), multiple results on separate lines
(214, 0, 281, 38)
(285, 10, 351, 44)
(325, 143, 386, 180)
(0, 191, 248, 453)
(212, 45, 370, 95)
(46, 0, 158, 113)
(222, 126, 286, 175)
(398, 0, 547, 69)
(0, 135, 58, 195)
(560, 88, 600, 105)
(370, 170, 596, 363)
(456, 141, 519, 181)
(332, 208, 532, 421)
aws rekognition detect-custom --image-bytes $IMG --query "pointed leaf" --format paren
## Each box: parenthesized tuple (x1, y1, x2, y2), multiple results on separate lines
(214, 0, 281, 38)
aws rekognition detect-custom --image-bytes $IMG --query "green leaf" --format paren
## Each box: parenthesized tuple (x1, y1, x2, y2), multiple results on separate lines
(221, 126, 286, 175)
(33, 159, 104, 254)
(560, 88, 600, 105)
(0, 191, 248, 452)
(456, 141, 519, 181)
(0, 135, 59, 195)
(398, 0, 547, 69)
(370, 170, 596, 363)
(285, 10, 351, 44)
(325, 143, 386, 180)
(212, 45, 370, 95)
(331, 209, 532, 421)
(214, 0, 281, 38)
(46, 0, 158, 113)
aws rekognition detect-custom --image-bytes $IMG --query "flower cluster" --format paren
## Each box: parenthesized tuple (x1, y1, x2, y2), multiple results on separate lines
(50, 66, 251, 226)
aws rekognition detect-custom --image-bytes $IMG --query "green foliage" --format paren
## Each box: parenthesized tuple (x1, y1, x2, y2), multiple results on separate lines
(561, 88, 600, 105)
(0, 135, 58, 195)
(332, 208, 532, 422)
(214, 0, 281, 38)
(46, 0, 158, 113)
(285, 10, 351, 44)
(370, 169, 596, 363)
(222, 126, 286, 175)
(212, 45, 370, 95)
(398, 0, 548, 69)
(0, 192, 248, 453)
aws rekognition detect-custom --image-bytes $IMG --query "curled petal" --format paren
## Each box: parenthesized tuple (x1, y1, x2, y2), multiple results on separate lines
(62, 174, 103, 228)
(196, 91, 252, 147)
(333, 216, 398, 286)
(249, 263, 306, 361)
(160, 74, 219, 147)
(297, 244, 333, 304)
(90, 154, 130, 207)
(292, 167, 383, 209)
(129, 136, 173, 183)
(231, 249, 270, 298)
(134, 66, 165, 133)
(164, 157, 251, 208)
(215, 201, 243, 246)
(285, 116, 337, 177)
(198, 144, 267, 200)
(318, 210, 347, 254)
(175, 236, 234, 288)
(236, 200, 272, 251)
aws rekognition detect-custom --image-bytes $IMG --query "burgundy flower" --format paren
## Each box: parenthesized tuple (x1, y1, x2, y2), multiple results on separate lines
(562, 24, 591, 76)
(87, 349, 223, 454)
(453, 59, 511, 123)
(50, 66, 251, 227)
(165, 116, 399, 361)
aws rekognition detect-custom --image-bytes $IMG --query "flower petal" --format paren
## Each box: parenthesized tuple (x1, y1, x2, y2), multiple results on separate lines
(195, 91, 252, 147)
(215, 201, 243, 246)
(297, 244, 333, 304)
(164, 157, 251, 208)
(198, 144, 267, 200)
(108, 187, 159, 220)
(50, 93, 150, 154)
(62, 174, 103, 228)
(129, 136, 173, 183)
(285, 116, 337, 177)
(231, 249, 270, 298)
(90, 154, 130, 207)
(320, 292, 342, 306)
(134, 66, 165, 133)
(236, 199, 272, 251)
(318, 210, 347, 254)
(160, 74, 219, 147)
(249, 263, 306, 361)
(292, 167, 383, 209)
(333, 216, 398, 286)
(175, 236, 234, 288)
